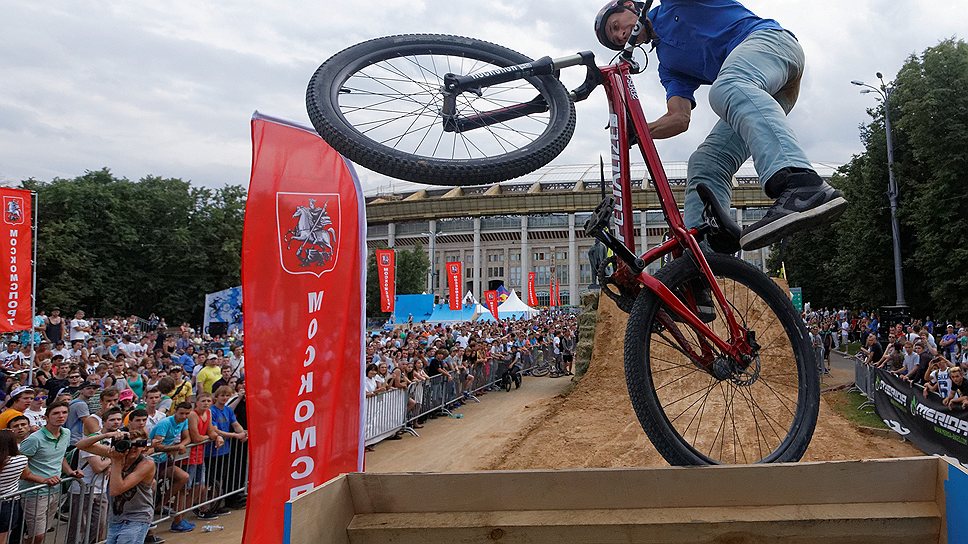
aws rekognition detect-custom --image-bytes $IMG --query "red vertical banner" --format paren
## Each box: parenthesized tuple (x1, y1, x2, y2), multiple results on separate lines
(484, 289, 500, 320)
(527, 272, 538, 307)
(446, 261, 462, 310)
(0, 188, 32, 333)
(242, 113, 364, 544)
(556, 279, 562, 306)
(375, 249, 395, 313)
(550, 278, 558, 308)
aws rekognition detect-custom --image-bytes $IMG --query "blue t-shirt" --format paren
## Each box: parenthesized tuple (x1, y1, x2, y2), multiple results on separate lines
(148, 415, 188, 462)
(207, 404, 237, 457)
(177, 353, 195, 373)
(649, 0, 784, 105)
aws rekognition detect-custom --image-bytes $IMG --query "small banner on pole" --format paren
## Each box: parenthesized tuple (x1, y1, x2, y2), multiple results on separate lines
(484, 289, 499, 320)
(242, 112, 365, 544)
(527, 272, 538, 307)
(872, 367, 968, 462)
(375, 249, 395, 313)
(447, 261, 462, 310)
(0, 188, 32, 333)
(549, 278, 558, 308)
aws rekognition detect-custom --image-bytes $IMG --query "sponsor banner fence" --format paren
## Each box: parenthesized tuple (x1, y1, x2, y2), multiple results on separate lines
(243, 112, 365, 544)
(872, 367, 968, 462)
(446, 261, 462, 310)
(0, 187, 32, 332)
(376, 249, 395, 313)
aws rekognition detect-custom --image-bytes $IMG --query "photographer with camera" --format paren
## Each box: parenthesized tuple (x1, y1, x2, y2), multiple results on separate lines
(68, 408, 124, 543)
(75, 428, 155, 544)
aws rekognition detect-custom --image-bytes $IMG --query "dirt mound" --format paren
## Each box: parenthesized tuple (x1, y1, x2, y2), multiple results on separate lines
(488, 292, 918, 470)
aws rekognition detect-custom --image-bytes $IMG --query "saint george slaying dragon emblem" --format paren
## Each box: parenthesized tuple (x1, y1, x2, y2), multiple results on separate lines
(277, 193, 340, 276)
(3, 196, 24, 225)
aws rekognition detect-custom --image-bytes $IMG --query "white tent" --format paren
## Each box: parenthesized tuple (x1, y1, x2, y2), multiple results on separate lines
(497, 289, 540, 318)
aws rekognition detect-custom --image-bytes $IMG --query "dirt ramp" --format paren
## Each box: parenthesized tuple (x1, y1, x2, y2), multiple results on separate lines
(489, 292, 918, 470)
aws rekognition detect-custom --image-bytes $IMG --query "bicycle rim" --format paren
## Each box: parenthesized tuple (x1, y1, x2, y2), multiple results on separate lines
(626, 253, 817, 465)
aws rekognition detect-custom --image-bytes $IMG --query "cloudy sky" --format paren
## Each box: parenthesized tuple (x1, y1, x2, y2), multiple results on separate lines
(2, 1, 965, 194)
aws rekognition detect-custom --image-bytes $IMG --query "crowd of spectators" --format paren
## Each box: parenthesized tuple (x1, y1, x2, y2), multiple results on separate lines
(0, 308, 248, 542)
(804, 307, 968, 407)
(364, 313, 578, 449)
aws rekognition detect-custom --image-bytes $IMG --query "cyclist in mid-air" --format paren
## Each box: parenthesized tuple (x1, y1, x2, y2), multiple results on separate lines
(594, 0, 847, 252)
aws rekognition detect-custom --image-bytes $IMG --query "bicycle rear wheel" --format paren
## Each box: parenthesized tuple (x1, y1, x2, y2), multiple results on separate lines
(306, 34, 576, 186)
(624, 252, 819, 465)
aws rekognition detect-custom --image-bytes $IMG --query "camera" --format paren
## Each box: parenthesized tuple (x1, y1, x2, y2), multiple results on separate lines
(111, 434, 149, 453)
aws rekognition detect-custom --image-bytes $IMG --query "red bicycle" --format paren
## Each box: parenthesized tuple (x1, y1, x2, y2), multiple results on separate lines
(306, 3, 819, 465)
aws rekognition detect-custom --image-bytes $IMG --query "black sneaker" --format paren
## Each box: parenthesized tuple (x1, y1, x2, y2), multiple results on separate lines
(739, 169, 847, 251)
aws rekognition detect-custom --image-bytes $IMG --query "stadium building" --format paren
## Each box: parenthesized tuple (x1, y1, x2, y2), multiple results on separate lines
(365, 161, 836, 307)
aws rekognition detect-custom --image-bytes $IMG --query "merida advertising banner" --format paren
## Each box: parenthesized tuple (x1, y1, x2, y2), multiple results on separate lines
(203, 285, 243, 336)
(527, 272, 538, 307)
(873, 367, 968, 462)
(484, 289, 500, 320)
(242, 112, 365, 544)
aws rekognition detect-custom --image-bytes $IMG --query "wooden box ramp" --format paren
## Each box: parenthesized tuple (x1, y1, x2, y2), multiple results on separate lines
(285, 456, 968, 544)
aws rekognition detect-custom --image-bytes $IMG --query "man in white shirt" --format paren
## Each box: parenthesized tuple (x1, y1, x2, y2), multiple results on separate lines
(51, 341, 71, 361)
(0, 340, 25, 370)
(69, 310, 92, 342)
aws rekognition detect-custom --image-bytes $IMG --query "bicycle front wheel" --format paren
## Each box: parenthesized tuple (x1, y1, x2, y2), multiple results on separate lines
(624, 252, 819, 465)
(306, 34, 576, 186)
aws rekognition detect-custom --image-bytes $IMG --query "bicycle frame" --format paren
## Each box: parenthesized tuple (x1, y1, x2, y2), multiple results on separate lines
(439, 51, 756, 368)
(599, 61, 754, 365)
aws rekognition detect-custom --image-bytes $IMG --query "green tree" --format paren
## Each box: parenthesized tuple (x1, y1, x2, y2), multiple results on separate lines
(364, 244, 430, 317)
(778, 39, 968, 319)
(396, 244, 430, 295)
(22, 168, 245, 324)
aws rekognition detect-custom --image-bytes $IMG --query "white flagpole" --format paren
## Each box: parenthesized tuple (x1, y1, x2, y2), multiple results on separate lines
(28, 191, 38, 385)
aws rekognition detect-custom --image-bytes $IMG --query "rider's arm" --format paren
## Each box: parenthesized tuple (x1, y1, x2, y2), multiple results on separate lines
(647, 96, 692, 139)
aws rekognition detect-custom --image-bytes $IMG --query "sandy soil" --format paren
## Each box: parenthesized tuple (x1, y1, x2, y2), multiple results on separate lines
(485, 293, 919, 470)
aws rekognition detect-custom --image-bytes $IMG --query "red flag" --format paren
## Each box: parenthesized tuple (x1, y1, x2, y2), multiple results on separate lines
(375, 249, 395, 313)
(241, 113, 364, 544)
(446, 261, 462, 310)
(484, 289, 500, 320)
(0, 188, 32, 333)
(527, 272, 538, 307)
(556, 278, 562, 306)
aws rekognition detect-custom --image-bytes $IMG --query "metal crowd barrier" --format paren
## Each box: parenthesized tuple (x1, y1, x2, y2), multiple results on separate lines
(153, 436, 249, 526)
(365, 388, 409, 446)
(363, 346, 556, 447)
(0, 436, 249, 544)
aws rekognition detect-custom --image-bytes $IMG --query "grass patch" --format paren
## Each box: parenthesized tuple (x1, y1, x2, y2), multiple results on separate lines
(823, 389, 887, 430)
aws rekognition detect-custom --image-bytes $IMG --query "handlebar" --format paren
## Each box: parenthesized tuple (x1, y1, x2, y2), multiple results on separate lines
(440, 51, 602, 132)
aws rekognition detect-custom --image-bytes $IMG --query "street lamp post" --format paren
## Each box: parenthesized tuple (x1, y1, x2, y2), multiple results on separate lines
(852, 73, 906, 308)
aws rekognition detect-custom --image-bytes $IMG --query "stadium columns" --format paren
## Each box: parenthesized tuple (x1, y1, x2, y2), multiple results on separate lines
(520, 216, 530, 306)
(473, 217, 481, 299)
(427, 220, 437, 294)
(388, 222, 396, 248)
(568, 213, 578, 306)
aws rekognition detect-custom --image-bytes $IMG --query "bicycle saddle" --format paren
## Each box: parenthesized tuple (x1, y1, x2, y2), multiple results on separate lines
(695, 184, 741, 254)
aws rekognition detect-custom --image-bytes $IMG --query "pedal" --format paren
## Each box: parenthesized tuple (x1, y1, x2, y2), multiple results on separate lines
(695, 184, 741, 254)
(583, 196, 615, 237)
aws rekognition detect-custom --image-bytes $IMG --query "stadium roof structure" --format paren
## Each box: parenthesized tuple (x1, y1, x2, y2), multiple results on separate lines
(364, 161, 841, 224)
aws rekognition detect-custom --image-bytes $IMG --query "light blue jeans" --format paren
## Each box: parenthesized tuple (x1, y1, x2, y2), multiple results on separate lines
(105, 519, 151, 544)
(683, 29, 812, 229)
